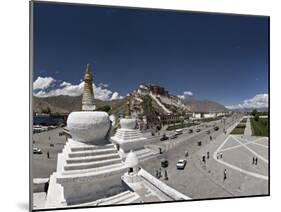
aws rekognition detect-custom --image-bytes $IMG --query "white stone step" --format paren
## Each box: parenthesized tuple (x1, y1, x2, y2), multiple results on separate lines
(135, 148, 155, 160)
(99, 191, 140, 205)
(70, 144, 115, 152)
(61, 163, 125, 176)
(99, 190, 131, 204)
(114, 193, 141, 204)
(68, 148, 117, 158)
(64, 158, 122, 171)
(66, 153, 120, 164)
(74, 190, 140, 207)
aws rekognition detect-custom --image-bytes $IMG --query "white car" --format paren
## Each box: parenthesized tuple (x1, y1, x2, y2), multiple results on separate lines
(176, 159, 187, 170)
(33, 147, 42, 154)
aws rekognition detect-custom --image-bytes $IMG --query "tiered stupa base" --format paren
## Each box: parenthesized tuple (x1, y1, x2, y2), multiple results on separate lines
(110, 118, 150, 159)
(46, 139, 126, 207)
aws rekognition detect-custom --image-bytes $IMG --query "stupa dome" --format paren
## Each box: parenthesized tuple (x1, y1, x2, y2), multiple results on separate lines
(120, 118, 136, 129)
(125, 151, 139, 168)
(67, 111, 110, 143)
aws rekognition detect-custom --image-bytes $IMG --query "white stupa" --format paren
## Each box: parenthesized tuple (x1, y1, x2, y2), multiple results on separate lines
(110, 100, 147, 159)
(45, 65, 126, 208)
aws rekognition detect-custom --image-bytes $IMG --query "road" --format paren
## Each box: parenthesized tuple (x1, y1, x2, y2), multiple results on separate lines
(140, 114, 252, 199)
(32, 127, 67, 178)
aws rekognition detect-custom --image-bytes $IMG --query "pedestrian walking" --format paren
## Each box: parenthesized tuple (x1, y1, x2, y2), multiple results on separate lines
(185, 151, 189, 157)
(223, 169, 227, 181)
(159, 168, 162, 178)
(164, 170, 168, 180)
(216, 152, 219, 160)
(207, 152, 210, 159)
(47, 151, 50, 159)
(252, 157, 255, 165)
(255, 157, 258, 165)
(220, 152, 223, 159)
(155, 170, 159, 178)
(202, 155, 206, 164)
(159, 147, 162, 154)
(210, 136, 212, 141)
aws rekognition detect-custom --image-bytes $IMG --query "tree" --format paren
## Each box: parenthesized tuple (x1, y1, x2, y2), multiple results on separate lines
(251, 109, 258, 117)
(41, 106, 51, 114)
(254, 114, 259, 122)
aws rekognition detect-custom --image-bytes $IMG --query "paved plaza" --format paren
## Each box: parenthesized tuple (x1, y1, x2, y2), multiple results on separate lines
(140, 116, 269, 199)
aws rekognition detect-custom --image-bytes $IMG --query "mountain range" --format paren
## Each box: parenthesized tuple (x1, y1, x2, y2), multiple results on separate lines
(33, 84, 228, 116)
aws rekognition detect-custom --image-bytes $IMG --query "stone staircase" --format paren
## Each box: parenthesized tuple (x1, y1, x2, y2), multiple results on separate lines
(58, 140, 125, 175)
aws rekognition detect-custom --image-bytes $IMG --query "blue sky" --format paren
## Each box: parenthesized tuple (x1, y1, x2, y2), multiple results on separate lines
(33, 2, 269, 108)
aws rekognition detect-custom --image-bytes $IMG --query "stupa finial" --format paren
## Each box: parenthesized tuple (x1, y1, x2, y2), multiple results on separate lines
(82, 64, 96, 111)
(126, 98, 131, 118)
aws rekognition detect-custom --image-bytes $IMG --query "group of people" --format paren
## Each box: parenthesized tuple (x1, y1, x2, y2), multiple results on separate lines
(202, 151, 210, 164)
(216, 151, 223, 160)
(252, 156, 259, 165)
(155, 168, 168, 180)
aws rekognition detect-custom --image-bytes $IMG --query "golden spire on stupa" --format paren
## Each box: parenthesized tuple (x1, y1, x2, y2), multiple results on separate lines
(126, 100, 131, 118)
(82, 64, 96, 111)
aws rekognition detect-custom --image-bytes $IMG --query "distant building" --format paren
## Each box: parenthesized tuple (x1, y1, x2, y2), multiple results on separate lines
(203, 113, 216, 118)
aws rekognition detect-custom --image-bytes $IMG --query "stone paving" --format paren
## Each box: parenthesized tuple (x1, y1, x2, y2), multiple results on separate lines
(196, 134, 268, 197)
(244, 118, 252, 137)
(141, 115, 269, 199)
(140, 116, 243, 199)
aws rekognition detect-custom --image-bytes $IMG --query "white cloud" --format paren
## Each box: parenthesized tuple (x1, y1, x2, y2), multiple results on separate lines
(226, 94, 268, 110)
(110, 92, 123, 100)
(93, 83, 113, 100)
(34, 81, 84, 97)
(177, 91, 193, 99)
(60, 81, 72, 87)
(33, 76, 123, 101)
(33, 77, 55, 90)
(98, 83, 109, 88)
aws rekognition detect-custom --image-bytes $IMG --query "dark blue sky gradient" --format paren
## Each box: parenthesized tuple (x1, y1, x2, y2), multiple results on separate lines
(33, 2, 269, 106)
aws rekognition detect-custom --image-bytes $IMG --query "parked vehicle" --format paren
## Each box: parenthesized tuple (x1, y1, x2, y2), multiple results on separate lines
(214, 126, 219, 131)
(189, 129, 193, 133)
(196, 128, 201, 132)
(160, 134, 169, 141)
(161, 159, 169, 168)
(176, 159, 187, 170)
(206, 130, 211, 134)
(33, 147, 42, 154)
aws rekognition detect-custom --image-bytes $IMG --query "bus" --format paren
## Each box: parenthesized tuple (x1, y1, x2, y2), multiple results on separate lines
(175, 129, 183, 135)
